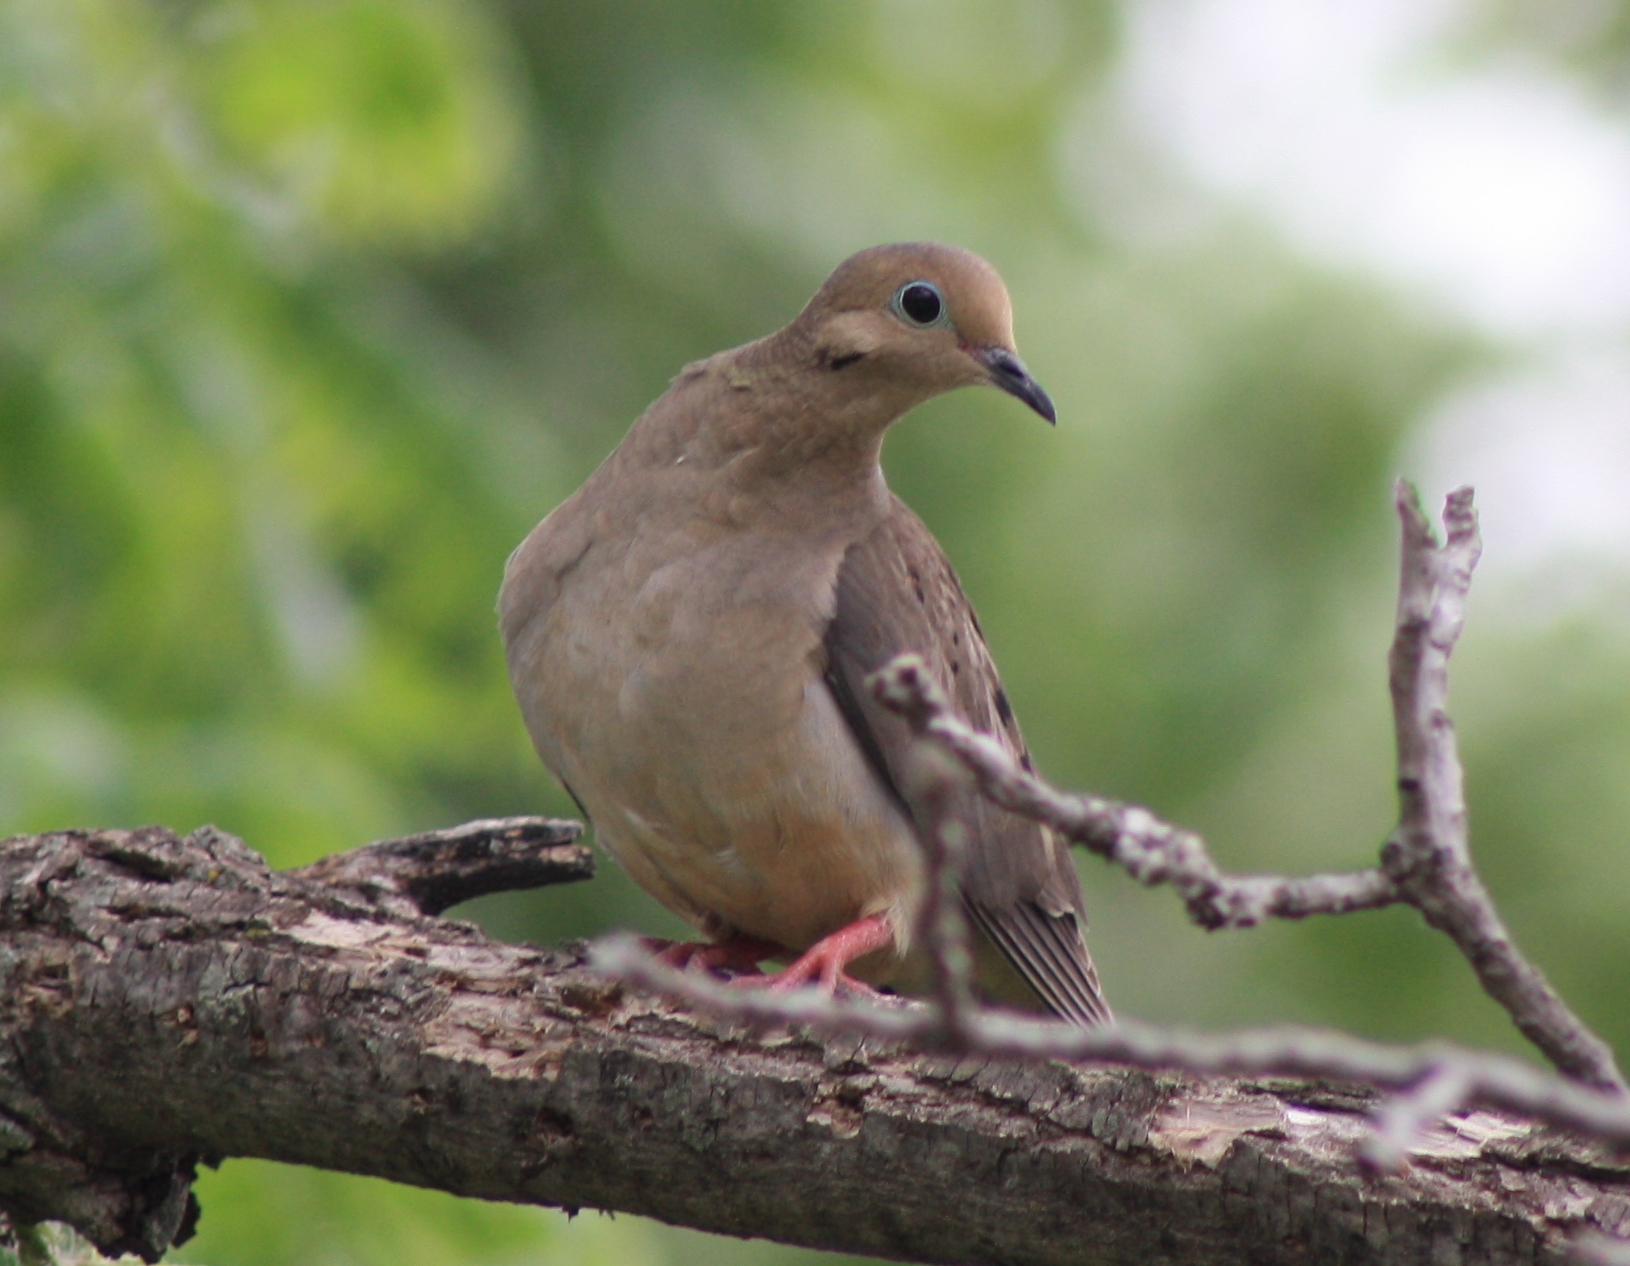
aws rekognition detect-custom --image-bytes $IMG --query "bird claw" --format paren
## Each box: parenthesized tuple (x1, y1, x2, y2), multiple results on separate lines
(725, 913, 893, 999)
(748, 965, 880, 999)
(642, 934, 781, 977)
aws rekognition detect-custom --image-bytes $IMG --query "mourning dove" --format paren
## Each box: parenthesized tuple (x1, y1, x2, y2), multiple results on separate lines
(500, 242, 1110, 1025)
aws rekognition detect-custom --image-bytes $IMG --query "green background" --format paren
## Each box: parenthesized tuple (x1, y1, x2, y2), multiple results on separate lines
(1, 2, 1627, 1263)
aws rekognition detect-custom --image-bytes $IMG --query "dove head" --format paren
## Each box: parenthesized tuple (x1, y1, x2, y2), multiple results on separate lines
(790, 242, 1055, 425)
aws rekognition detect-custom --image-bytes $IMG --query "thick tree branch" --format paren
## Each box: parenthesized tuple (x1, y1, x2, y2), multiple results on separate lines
(6, 486, 1627, 1265)
(3, 823, 1630, 1266)
(288, 816, 592, 917)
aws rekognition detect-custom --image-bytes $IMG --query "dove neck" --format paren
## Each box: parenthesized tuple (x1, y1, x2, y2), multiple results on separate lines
(708, 331, 924, 479)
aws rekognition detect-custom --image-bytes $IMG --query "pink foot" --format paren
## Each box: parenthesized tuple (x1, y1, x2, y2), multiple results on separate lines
(642, 933, 785, 976)
(738, 914, 895, 997)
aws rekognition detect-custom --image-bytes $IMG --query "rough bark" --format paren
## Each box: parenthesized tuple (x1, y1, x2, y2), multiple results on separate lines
(2, 824, 1627, 1265)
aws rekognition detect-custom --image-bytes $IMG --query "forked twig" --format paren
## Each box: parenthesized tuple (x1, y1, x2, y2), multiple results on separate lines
(873, 483, 1622, 1092)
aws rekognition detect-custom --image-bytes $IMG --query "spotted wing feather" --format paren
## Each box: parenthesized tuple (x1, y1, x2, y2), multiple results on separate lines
(822, 493, 1111, 1026)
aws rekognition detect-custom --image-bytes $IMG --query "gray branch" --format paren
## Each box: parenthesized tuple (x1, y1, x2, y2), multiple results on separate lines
(1381, 486, 1622, 1090)
(602, 936, 1630, 1159)
(3, 823, 1630, 1266)
(866, 483, 1623, 1093)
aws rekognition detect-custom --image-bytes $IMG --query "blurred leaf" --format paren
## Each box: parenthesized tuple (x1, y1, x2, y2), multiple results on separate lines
(203, 0, 530, 247)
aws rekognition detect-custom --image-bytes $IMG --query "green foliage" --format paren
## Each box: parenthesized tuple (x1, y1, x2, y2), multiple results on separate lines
(1, 1, 1625, 1263)
(179, 1163, 646, 1266)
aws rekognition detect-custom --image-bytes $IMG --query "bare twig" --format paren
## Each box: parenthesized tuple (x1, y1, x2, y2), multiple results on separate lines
(911, 749, 981, 1039)
(287, 815, 591, 917)
(1578, 1234, 1630, 1266)
(869, 485, 1624, 1093)
(1382, 483, 1623, 1090)
(601, 939, 1630, 1149)
(1362, 1059, 1473, 1170)
(871, 658, 1402, 931)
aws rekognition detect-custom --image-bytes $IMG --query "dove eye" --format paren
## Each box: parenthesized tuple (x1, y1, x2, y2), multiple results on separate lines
(892, 280, 947, 328)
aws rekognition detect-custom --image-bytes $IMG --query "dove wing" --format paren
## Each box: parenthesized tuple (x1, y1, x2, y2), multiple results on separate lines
(821, 493, 1111, 1026)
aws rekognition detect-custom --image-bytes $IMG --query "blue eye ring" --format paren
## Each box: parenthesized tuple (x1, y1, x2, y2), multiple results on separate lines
(891, 280, 949, 328)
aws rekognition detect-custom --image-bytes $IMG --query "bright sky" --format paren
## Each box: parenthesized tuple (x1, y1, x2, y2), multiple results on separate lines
(1109, 0, 1630, 586)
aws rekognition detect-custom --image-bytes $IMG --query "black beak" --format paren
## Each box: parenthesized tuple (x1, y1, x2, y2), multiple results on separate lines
(975, 347, 1056, 424)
